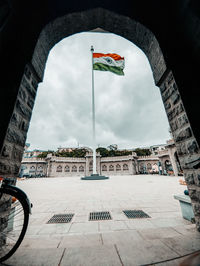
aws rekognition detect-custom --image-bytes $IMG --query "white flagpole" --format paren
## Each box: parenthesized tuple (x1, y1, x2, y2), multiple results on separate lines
(91, 45, 97, 175)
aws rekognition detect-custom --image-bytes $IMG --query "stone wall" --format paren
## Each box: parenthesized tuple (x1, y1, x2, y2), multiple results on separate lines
(46, 156, 86, 177)
(0, 63, 40, 178)
(100, 155, 137, 176)
(137, 156, 159, 174)
(157, 70, 200, 231)
(0, 178, 16, 249)
(0, 193, 11, 248)
(21, 154, 166, 177)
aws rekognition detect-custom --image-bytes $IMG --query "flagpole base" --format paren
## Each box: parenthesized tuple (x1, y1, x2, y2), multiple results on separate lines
(81, 174, 109, 180)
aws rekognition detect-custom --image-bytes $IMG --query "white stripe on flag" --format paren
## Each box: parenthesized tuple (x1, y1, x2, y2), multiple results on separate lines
(93, 56, 124, 69)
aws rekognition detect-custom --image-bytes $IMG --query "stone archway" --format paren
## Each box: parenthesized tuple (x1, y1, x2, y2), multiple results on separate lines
(164, 160, 173, 174)
(1, 7, 200, 231)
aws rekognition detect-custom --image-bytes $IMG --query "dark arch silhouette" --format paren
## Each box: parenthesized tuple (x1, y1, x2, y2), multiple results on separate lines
(0, 2, 200, 231)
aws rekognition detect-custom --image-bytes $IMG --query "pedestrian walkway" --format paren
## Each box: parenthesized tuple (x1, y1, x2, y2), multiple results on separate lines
(5, 175, 200, 265)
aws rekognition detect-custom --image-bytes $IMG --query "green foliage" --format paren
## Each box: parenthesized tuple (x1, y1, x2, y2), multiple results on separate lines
(133, 148, 151, 156)
(96, 147, 109, 157)
(37, 150, 54, 158)
(55, 148, 87, 158)
(96, 147, 132, 157)
(37, 147, 151, 158)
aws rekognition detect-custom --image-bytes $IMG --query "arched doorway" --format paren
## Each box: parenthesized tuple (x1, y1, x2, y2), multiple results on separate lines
(164, 160, 173, 175)
(0, 7, 200, 231)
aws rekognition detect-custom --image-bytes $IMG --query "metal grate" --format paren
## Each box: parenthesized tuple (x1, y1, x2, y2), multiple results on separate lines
(47, 213, 74, 224)
(89, 211, 112, 221)
(123, 210, 150, 219)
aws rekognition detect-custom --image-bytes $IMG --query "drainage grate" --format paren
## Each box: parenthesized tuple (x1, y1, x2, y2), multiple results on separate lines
(123, 210, 150, 219)
(89, 211, 112, 221)
(47, 213, 74, 224)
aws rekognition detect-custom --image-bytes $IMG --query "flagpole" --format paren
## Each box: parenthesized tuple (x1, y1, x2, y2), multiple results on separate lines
(91, 45, 97, 175)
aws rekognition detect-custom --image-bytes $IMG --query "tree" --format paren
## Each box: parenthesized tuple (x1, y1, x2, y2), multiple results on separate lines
(55, 148, 87, 158)
(96, 147, 109, 157)
(37, 150, 54, 158)
(97, 147, 132, 157)
(133, 148, 151, 156)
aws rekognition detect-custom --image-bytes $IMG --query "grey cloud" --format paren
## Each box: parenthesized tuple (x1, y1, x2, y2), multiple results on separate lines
(26, 32, 170, 151)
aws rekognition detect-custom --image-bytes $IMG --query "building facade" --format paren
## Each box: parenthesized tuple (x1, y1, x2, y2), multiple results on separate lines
(20, 140, 182, 177)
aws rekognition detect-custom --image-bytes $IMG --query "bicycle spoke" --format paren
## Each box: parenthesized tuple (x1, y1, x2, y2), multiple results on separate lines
(0, 188, 29, 263)
(1, 232, 17, 242)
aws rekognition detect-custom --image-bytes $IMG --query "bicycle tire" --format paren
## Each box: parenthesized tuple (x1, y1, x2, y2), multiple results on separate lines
(0, 187, 29, 263)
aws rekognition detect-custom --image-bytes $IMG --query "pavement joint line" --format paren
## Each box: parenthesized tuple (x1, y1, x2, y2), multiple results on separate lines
(159, 237, 182, 257)
(58, 248, 66, 266)
(114, 244, 124, 266)
(140, 249, 200, 266)
(67, 222, 73, 233)
(171, 226, 192, 236)
(100, 233, 104, 245)
(57, 240, 62, 248)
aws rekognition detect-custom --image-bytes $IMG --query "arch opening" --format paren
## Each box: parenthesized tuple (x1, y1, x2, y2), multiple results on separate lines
(1, 7, 200, 232)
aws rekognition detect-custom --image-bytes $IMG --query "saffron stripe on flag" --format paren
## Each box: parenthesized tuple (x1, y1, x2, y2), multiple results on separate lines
(93, 53, 124, 61)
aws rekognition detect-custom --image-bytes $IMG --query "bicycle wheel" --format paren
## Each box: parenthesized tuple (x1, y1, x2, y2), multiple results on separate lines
(0, 187, 29, 263)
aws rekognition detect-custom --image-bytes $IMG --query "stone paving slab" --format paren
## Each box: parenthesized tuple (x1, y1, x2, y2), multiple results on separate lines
(160, 235, 200, 256)
(5, 248, 64, 266)
(37, 223, 72, 235)
(125, 219, 157, 230)
(98, 220, 129, 232)
(149, 217, 191, 228)
(69, 221, 99, 234)
(137, 227, 182, 240)
(21, 236, 62, 249)
(60, 245, 122, 266)
(154, 257, 186, 266)
(4, 175, 199, 265)
(116, 239, 180, 265)
(59, 233, 102, 248)
(101, 230, 144, 245)
(172, 224, 200, 237)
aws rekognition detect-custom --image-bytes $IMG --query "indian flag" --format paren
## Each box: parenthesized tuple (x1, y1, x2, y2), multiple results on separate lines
(93, 53, 125, 76)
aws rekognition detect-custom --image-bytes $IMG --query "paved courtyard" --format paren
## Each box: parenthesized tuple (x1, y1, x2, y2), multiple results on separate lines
(4, 175, 200, 266)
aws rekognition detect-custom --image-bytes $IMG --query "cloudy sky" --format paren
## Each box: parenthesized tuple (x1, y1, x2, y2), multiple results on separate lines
(26, 32, 171, 151)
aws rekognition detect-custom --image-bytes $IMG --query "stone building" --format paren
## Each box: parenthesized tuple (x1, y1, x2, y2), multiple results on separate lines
(21, 157, 47, 177)
(20, 139, 181, 177)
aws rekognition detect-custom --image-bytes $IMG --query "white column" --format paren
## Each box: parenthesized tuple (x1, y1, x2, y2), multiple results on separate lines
(91, 46, 97, 174)
(168, 148, 179, 176)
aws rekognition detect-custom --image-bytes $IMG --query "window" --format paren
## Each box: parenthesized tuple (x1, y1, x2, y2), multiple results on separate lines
(116, 164, 121, 171)
(147, 163, 152, 170)
(29, 166, 35, 173)
(102, 165, 107, 171)
(79, 165, 84, 172)
(140, 163, 144, 171)
(89, 161, 93, 171)
(123, 164, 129, 170)
(65, 165, 70, 172)
(38, 166, 43, 173)
(56, 165, 62, 172)
(109, 165, 114, 171)
(152, 163, 157, 171)
(165, 160, 173, 171)
(72, 165, 77, 172)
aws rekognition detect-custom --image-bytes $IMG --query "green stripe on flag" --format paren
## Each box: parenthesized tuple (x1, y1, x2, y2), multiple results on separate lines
(93, 63, 124, 76)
